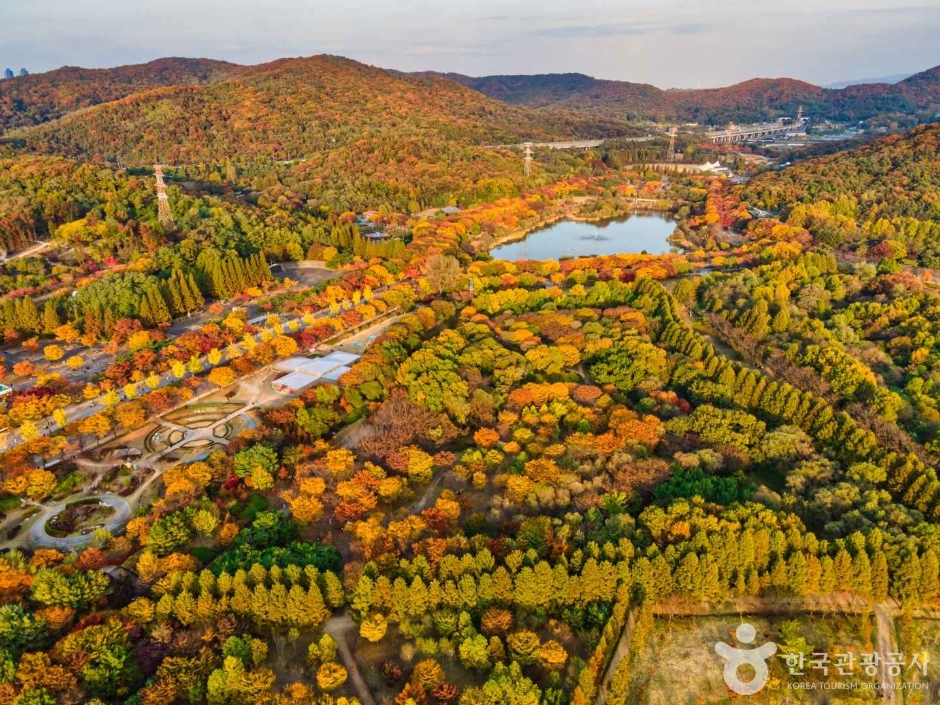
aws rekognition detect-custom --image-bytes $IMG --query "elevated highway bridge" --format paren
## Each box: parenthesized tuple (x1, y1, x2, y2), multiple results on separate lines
(707, 121, 795, 143)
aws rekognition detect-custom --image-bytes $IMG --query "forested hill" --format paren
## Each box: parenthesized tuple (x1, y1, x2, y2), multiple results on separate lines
(0, 57, 236, 133)
(423, 65, 940, 125)
(7, 55, 627, 165)
(740, 123, 940, 264)
(742, 123, 940, 220)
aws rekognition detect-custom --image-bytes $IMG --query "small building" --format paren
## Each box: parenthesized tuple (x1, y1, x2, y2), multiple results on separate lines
(699, 161, 733, 176)
(272, 371, 320, 394)
(271, 352, 361, 394)
(439, 206, 462, 216)
(0, 384, 12, 398)
(322, 351, 360, 366)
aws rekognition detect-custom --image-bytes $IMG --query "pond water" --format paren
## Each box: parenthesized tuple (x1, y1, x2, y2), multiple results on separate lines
(490, 213, 677, 261)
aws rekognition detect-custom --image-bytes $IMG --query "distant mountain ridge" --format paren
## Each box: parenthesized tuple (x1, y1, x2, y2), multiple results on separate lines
(0, 57, 236, 133)
(415, 65, 940, 125)
(6, 56, 940, 165)
(7, 55, 627, 164)
(824, 73, 914, 89)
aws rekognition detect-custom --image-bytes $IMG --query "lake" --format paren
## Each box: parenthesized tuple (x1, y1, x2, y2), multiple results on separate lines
(490, 213, 677, 261)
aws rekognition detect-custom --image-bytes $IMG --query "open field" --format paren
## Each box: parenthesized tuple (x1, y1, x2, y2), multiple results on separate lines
(620, 612, 923, 705)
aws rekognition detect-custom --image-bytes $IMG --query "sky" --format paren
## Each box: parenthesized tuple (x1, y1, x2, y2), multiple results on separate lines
(2, 0, 939, 88)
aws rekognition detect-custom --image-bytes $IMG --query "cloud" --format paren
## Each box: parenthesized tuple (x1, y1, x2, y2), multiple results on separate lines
(532, 21, 710, 39)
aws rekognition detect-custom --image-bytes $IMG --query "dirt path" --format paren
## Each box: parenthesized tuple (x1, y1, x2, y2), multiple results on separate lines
(324, 610, 375, 705)
(873, 604, 899, 705)
(594, 607, 638, 705)
(411, 474, 444, 514)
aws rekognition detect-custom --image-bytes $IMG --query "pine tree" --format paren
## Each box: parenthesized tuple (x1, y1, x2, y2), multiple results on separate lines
(787, 553, 809, 597)
(834, 550, 853, 587)
(771, 307, 790, 333)
(42, 300, 61, 335)
(872, 551, 889, 602)
(187, 272, 204, 309)
(163, 271, 184, 315)
(895, 552, 922, 605)
(83, 305, 102, 341)
(208, 260, 226, 299)
(18, 297, 41, 334)
(921, 549, 939, 603)
(102, 308, 116, 336)
(0, 299, 15, 333)
(139, 297, 155, 327)
(852, 552, 872, 598)
(147, 285, 171, 325)
(229, 258, 246, 293)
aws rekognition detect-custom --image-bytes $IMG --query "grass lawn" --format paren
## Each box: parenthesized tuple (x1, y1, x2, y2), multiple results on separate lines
(233, 493, 269, 521)
(626, 613, 884, 704)
(897, 616, 940, 704)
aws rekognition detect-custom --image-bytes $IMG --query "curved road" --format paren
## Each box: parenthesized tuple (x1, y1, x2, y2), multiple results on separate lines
(29, 494, 131, 549)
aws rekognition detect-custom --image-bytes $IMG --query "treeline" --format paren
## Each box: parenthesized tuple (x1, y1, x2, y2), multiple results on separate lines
(198, 252, 272, 300)
(0, 255, 269, 338)
(305, 221, 407, 261)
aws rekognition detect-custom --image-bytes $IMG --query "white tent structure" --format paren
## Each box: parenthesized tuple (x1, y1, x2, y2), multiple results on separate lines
(272, 351, 361, 394)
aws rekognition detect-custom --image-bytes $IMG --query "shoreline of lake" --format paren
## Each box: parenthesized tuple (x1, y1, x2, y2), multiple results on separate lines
(490, 212, 679, 261)
(485, 204, 677, 253)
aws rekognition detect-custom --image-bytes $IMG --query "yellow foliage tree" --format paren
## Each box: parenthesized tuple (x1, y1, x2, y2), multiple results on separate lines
(207, 366, 237, 388)
(65, 355, 83, 370)
(43, 345, 64, 362)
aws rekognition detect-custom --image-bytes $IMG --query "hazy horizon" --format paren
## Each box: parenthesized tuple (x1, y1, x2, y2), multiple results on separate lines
(2, 0, 939, 89)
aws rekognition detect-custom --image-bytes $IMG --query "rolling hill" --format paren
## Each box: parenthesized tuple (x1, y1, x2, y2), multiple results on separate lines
(741, 122, 940, 223)
(426, 65, 940, 125)
(7, 56, 627, 165)
(0, 57, 236, 133)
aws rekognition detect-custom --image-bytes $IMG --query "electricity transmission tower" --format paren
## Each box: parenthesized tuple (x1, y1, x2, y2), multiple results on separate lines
(154, 164, 175, 227)
(667, 126, 679, 162)
(523, 142, 533, 176)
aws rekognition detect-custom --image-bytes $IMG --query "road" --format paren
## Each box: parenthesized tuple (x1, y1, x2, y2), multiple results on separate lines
(487, 136, 656, 149)
(28, 494, 131, 549)
(1, 240, 53, 263)
(594, 607, 638, 704)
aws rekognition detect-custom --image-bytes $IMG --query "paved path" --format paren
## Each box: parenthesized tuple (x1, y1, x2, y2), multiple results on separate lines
(487, 136, 655, 149)
(412, 474, 444, 514)
(29, 494, 131, 549)
(324, 611, 376, 705)
(1, 240, 53, 263)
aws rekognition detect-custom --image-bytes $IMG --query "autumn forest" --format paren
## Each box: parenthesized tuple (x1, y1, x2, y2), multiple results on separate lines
(0, 48, 939, 705)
